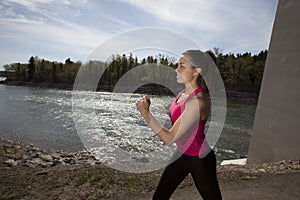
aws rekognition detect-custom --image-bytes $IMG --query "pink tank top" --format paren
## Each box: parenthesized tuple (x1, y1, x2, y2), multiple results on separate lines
(169, 88, 210, 156)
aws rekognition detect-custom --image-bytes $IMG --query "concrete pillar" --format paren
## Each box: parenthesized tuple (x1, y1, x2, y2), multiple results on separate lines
(247, 0, 300, 164)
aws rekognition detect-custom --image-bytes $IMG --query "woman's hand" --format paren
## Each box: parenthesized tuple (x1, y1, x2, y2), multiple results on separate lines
(136, 95, 151, 115)
(136, 95, 163, 135)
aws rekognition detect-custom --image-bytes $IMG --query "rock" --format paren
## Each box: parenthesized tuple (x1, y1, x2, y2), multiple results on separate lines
(5, 148, 14, 154)
(30, 152, 41, 158)
(40, 154, 54, 162)
(51, 153, 61, 160)
(86, 159, 96, 166)
(5, 159, 18, 166)
(4, 143, 13, 148)
(31, 157, 43, 165)
(25, 162, 37, 168)
(22, 154, 29, 160)
(15, 152, 24, 160)
(32, 147, 40, 152)
(40, 161, 54, 168)
(60, 157, 74, 165)
(258, 169, 266, 173)
(36, 170, 50, 175)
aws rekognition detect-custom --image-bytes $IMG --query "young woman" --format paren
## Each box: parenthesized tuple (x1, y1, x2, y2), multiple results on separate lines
(136, 50, 222, 200)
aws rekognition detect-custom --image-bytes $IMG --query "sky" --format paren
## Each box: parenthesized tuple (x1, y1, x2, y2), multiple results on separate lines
(0, 0, 279, 68)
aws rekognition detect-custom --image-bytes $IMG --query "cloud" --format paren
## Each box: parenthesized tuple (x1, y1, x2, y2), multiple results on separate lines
(0, 8, 108, 48)
(88, 27, 201, 61)
(117, 0, 225, 31)
(117, 0, 278, 53)
(0, 0, 131, 67)
(0, 0, 135, 46)
(0, 0, 278, 69)
(2, 0, 55, 11)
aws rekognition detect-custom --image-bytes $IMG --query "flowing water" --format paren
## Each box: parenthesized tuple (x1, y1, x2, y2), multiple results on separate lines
(0, 84, 256, 167)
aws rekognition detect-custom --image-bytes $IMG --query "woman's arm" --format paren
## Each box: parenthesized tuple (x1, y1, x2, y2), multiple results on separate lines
(136, 95, 203, 146)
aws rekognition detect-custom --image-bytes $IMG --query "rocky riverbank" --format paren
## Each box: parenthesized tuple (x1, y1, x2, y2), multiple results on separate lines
(1, 138, 99, 168)
(1, 137, 299, 199)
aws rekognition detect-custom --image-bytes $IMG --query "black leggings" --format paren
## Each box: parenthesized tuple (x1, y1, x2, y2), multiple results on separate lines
(153, 150, 222, 200)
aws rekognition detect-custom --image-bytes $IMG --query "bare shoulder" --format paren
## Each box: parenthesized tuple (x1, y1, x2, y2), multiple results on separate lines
(185, 93, 210, 120)
(196, 91, 209, 99)
(186, 92, 210, 109)
(196, 92, 210, 106)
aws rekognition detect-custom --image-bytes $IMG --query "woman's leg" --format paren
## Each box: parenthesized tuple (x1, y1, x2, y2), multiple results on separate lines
(153, 154, 189, 200)
(189, 150, 222, 200)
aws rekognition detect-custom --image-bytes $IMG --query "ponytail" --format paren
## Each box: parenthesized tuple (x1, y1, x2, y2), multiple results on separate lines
(196, 50, 216, 93)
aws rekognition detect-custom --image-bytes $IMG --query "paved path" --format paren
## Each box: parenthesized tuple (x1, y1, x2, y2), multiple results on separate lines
(104, 172, 300, 200)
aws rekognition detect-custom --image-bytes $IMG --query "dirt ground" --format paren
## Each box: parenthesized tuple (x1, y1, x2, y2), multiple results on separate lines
(1, 137, 300, 200)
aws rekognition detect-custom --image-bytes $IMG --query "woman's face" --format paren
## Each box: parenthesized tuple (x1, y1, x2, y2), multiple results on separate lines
(175, 56, 199, 84)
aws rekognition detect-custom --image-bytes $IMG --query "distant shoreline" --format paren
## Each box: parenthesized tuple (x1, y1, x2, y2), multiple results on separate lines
(0, 80, 259, 101)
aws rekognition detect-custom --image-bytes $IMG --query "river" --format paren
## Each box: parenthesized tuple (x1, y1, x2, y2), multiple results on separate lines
(0, 84, 256, 165)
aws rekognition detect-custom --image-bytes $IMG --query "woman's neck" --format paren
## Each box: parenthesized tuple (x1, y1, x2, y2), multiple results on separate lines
(184, 83, 199, 95)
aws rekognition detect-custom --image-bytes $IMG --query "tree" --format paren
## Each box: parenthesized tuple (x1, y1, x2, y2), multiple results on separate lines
(212, 47, 223, 56)
(65, 58, 73, 65)
(28, 56, 35, 81)
(121, 54, 128, 75)
(147, 56, 154, 64)
(52, 62, 56, 83)
(141, 58, 146, 65)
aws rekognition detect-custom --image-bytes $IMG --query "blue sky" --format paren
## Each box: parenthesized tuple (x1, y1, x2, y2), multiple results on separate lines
(0, 0, 278, 68)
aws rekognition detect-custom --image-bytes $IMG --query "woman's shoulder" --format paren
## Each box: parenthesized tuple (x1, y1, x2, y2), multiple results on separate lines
(195, 90, 210, 100)
(186, 93, 208, 106)
(194, 92, 210, 108)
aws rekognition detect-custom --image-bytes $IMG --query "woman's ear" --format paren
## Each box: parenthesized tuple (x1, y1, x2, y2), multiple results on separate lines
(194, 68, 201, 75)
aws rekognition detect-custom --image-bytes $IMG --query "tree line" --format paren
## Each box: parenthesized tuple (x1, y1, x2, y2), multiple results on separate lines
(217, 50, 267, 92)
(3, 50, 267, 93)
